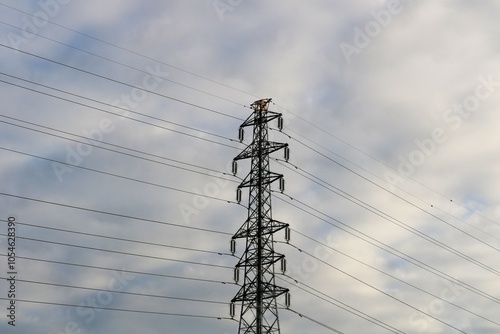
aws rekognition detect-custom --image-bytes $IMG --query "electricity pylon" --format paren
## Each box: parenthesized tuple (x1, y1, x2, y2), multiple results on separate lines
(230, 98, 290, 334)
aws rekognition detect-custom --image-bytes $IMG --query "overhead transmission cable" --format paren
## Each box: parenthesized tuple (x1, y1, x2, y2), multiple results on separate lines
(0, 233, 233, 270)
(279, 130, 500, 257)
(275, 188, 500, 280)
(273, 194, 500, 305)
(0, 2, 260, 101)
(0, 277, 228, 305)
(0, 77, 240, 150)
(0, 113, 239, 178)
(273, 191, 500, 301)
(1, 2, 494, 326)
(0, 146, 242, 207)
(275, 126, 500, 238)
(273, 157, 500, 244)
(0, 297, 234, 321)
(4, 0, 491, 233)
(0, 253, 234, 285)
(272, 106, 500, 228)
(0, 219, 233, 257)
(281, 263, 467, 333)
(0, 117, 240, 183)
(7, 12, 492, 276)
(0, 43, 244, 121)
(277, 276, 403, 334)
(272, 158, 500, 270)
(280, 305, 346, 334)
(285, 229, 500, 328)
(0, 191, 233, 236)
(9, 0, 492, 234)
(0, 19, 247, 108)
(0, 71, 238, 144)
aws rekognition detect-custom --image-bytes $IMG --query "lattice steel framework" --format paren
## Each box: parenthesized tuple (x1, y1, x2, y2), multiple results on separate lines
(232, 98, 289, 334)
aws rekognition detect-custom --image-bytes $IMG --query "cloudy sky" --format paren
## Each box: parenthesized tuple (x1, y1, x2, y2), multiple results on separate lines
(0, 0, 499, 333)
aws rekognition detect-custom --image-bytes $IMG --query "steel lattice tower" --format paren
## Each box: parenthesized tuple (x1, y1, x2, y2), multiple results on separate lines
(231, 98, 290, 334)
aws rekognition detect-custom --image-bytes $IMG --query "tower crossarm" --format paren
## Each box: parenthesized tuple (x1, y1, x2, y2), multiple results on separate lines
(232, 219, 288, 240)
(234, 142, 288, 161)
(238, 171, 283, 189)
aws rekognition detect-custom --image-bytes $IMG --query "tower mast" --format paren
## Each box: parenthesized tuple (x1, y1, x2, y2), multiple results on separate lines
(231, 98, 289, 334)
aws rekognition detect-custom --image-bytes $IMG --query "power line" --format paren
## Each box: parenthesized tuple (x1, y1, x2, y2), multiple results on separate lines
(0, 233, 233, 270)
(0, 113, 237, 178)
(0, 2, 260, 101)
(0, 276, 228, 305)
(9, 93, 498, 276)
(277, 189, 500, 278)
(0, 77, 240, 150)
(272, 160, 500, 277)
(282, 259, 466, 334)
(282, 237, 500, 329)
(11, 28, 490, 239)
(4, 0, 494, 236)
(5, 0, 493, 237)
(0, 19, 247, 108)
(0, 3, 494, 330)
(0, 71, 238, 144)
(280, 133, 500, 264)
(276, 138, 500, 275)
(281, 307, 345, 334)
(277, 276, 402, 334)
(276, 127, 500, 236)
(0, 191, 233, 236)
(0, 253, 234, 285)
(0, 146, 240, 206)
(0, 43, 244, 121)
(10, 0, 492, 237)
(273, 194, 500, 305)
(0, 118, 240, 183)
(273, 157, 500, 244)
(273, 103, 500, 228)
(0, 297, 235, 321)
(0, 144, 240, 211)
(0, 219, 233, 256)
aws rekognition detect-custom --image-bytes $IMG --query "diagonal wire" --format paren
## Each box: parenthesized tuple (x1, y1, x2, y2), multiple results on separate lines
(0, 145, 239, 205)
(0, 43, 243, 121)
(0, 297, 234, 321)
(0, 233, 233, 270)
(0, 1, 260, 102)
(274, 104, 500, 228)
(0, 19, 247, 108)
(0, 219, 233, 256)
(0, 253, 235, 285)
(0, 191, 233, 236)
(0, 113, 239, 177)
(0, 71, 239, 143)
(0, 78, 239, 150)
(0, 277, 228, 305)
(273, 194, 500, 305)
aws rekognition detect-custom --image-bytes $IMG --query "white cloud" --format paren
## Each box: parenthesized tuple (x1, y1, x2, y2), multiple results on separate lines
(0, 0, 499, 333)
